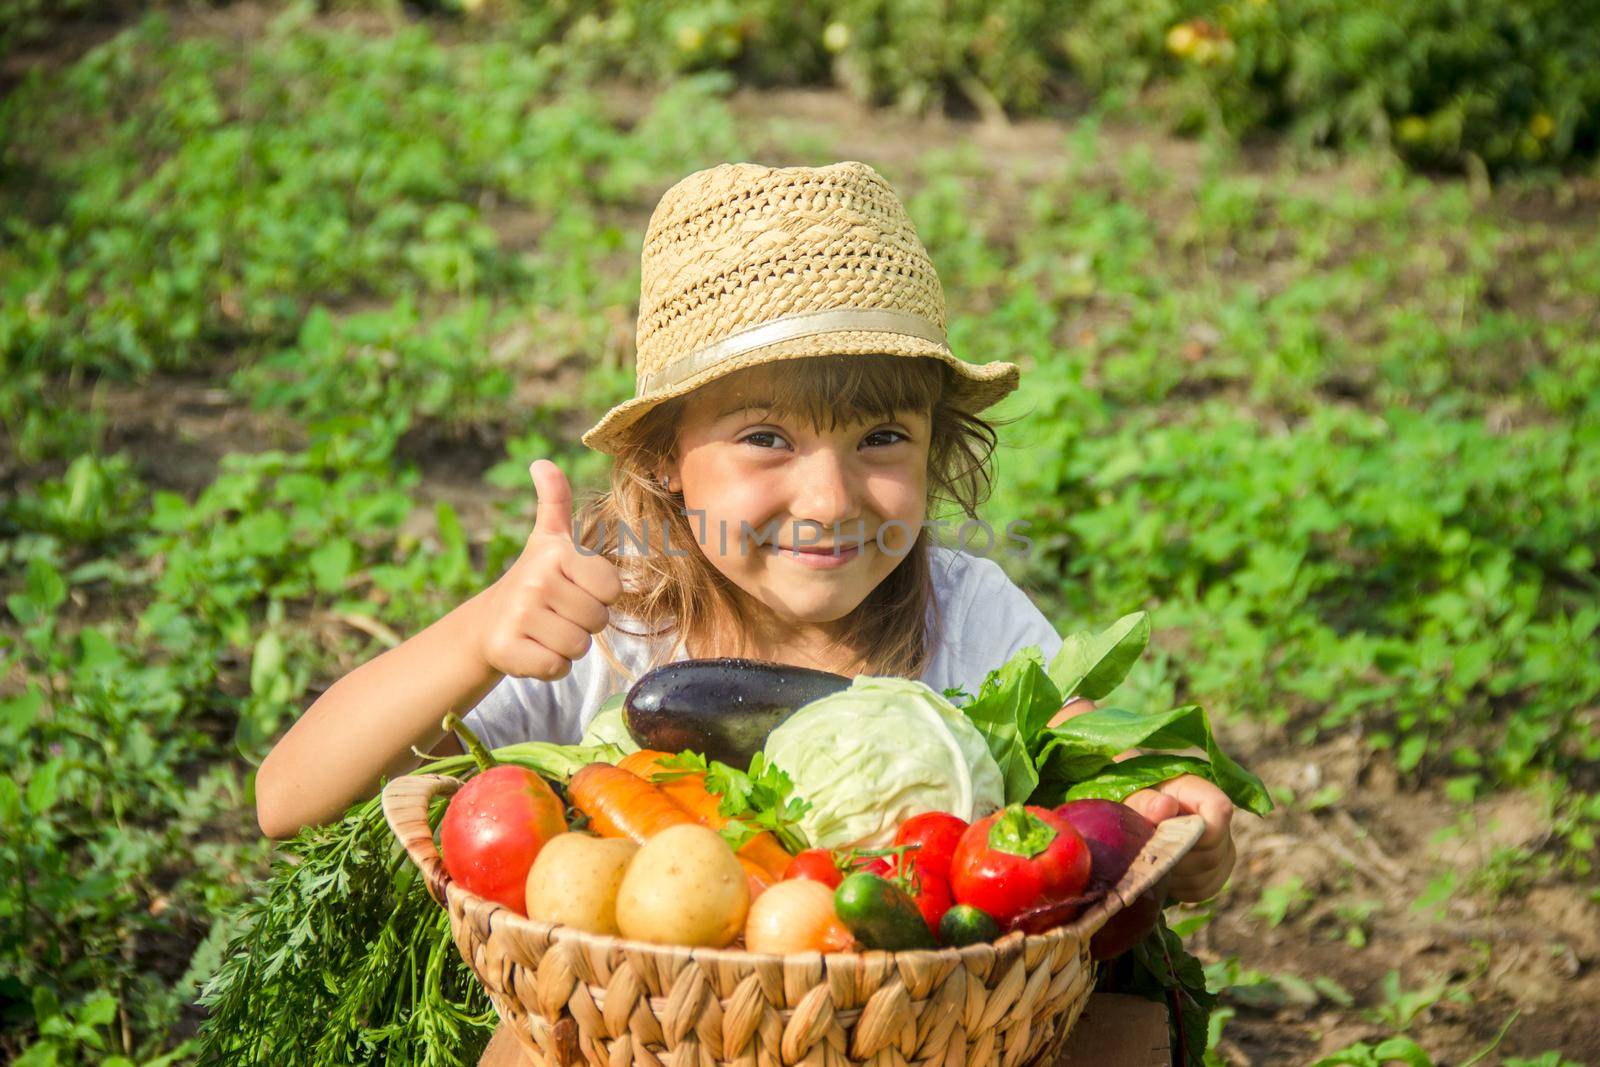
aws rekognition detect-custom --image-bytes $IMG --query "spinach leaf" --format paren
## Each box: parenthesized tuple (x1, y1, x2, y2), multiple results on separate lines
(1048, 611, 1151, 700)
(1033, 705, 1272, 815)
(1054, 754, 1215, 804)
(957, 645, 1063, 804)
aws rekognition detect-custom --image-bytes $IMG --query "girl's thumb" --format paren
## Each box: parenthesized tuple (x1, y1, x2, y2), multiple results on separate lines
(529, 460, 574, 539)
(1123, 789, 1182, 825)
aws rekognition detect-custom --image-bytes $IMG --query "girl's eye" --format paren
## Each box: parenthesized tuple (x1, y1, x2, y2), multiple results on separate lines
(739, 429, 907, 449)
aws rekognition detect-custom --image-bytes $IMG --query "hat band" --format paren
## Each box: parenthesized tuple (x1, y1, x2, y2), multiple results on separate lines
(636, 307, 948, 394)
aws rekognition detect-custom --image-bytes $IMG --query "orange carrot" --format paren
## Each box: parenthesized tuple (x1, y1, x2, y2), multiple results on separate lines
(739, 858, 775, 902)
(617, 749, 673, 780)
(567, 763, 698, 842)
(572, 761, 774, 900)
(616, 750, 794, 881)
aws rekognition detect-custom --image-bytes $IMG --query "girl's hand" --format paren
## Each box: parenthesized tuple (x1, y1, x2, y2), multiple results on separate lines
(476, 460, 623, 680)
(1048, 698, 1237, 902)
(1124, 776, 1236, 903)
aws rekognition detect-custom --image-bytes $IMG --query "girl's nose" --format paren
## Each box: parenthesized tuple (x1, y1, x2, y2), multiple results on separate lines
(789, 449, 859, 530)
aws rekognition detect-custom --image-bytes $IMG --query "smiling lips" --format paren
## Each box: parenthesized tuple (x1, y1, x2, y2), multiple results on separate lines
(772, 542, 863, 568)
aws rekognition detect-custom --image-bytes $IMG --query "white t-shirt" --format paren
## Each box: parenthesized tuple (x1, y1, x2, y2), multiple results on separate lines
(461, 544, 1064, 749)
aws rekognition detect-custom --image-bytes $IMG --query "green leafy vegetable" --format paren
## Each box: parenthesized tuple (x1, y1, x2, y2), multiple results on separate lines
(579, 692, 638, 753)
(1048, 611, 1152, 701)
(1055, 754, 1215, 802)
(960, 613, 1157, 806)
(957, 617, 1271, 816)
(1033, 705, 1272, 816)
(957, 647, 1062, 804)
(955, 615, 1274, 1061)
(657, 751, 812, 854)
(760, 677, 1003, 848)
(198, 742, 615, 1066)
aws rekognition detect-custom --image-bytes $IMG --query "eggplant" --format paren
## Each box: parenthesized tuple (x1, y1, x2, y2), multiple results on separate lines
(624, 657, 852, 767)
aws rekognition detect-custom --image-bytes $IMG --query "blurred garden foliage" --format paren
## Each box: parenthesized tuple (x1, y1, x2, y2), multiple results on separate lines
(9, 0, 1600, 171)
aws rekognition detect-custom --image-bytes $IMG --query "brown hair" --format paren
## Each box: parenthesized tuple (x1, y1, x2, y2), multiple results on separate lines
(576, 354, 1010, 684)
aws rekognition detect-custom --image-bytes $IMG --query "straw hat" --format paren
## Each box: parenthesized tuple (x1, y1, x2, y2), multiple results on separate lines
(580, 161, 1021, 454)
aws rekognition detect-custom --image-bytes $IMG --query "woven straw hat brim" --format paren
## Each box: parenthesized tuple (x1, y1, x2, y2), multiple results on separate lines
(582, 160, 1021, 455)
(580, 337, 1018, 454)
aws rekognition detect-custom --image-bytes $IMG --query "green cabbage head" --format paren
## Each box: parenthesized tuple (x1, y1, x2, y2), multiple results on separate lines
(580, 693, 638, 754)
(762, 676, 1005, 848)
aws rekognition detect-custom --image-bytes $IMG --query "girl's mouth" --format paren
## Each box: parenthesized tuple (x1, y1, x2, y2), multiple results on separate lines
(770, 542, 862, 569)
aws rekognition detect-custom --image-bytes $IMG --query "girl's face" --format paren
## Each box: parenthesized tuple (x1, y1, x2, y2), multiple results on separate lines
(665, 371, 930, 642)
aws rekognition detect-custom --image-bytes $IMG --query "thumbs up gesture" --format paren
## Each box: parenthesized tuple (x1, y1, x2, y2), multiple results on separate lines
(475, 460, 624, 680)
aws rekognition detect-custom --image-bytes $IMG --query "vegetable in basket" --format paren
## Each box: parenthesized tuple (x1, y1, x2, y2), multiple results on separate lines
(1056, 799, 1165, 959)
(895, 859, 954, 936)
(623, 657, 851, 766)
(833, 872, 937, 951)
(618, 749, 793, 881)
(744, 879, 855, 954)
(525, 834, 638, 935)
(578, 692, 637, 753)
(893, 811, 968, 882)
(783, 848, 846, 888)
(762, 676, 1005, 848)
(615, 824, 749, 947)
(950, 612, 1276, 1064)
(567, 761, 778, 897)
(949, 804, 1091, 928)
(437, 716, 567, 915)
(939, 904, 1001, 947)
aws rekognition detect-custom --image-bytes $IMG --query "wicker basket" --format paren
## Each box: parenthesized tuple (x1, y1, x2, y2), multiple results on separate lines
(384, 774, 1203, 1067)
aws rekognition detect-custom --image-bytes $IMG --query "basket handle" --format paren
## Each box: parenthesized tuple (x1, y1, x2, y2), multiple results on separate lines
(381, 773, 463, 908)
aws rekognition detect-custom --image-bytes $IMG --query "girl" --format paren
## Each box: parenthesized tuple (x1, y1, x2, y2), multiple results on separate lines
(256, 160, 1235, 918)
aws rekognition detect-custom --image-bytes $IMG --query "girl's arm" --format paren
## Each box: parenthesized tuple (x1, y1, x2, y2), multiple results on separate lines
(255, 591, 498, 838)
(254, 591, 499, 831)
(255, 461, 622, 838)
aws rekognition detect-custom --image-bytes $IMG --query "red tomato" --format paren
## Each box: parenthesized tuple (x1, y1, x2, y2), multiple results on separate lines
(894, 856, 955, 936)
(440, 765, 568, 915)
(783, 848, 844, 889)
(949, 804, 1091, 926)
(893, 812, 968, 881)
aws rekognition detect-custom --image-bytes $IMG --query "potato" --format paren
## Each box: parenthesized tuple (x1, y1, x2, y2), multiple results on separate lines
(615, 824, 749, 947)
(524, 833, 638, 935)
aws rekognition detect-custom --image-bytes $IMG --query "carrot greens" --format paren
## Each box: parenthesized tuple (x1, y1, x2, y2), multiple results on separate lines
(196, 742, 614, 1066)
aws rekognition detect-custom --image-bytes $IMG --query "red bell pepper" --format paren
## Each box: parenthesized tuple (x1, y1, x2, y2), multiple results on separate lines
(949, 804, 1091, 926)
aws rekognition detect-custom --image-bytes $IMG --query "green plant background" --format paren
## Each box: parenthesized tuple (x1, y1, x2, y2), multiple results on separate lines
(2, 2, 1598, 1064)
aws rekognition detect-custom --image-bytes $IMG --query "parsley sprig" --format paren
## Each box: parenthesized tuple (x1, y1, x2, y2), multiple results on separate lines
(657, 751, 812, 855)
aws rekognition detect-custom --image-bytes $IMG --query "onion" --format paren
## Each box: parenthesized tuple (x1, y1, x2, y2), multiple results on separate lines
(744, 879, 855, 954)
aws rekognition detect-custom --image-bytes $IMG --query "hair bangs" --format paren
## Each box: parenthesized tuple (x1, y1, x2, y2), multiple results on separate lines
(733, 354, 945, 432)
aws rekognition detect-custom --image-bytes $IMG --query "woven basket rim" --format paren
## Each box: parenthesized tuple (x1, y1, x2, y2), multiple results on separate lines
(383, 772, 1205, 967)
